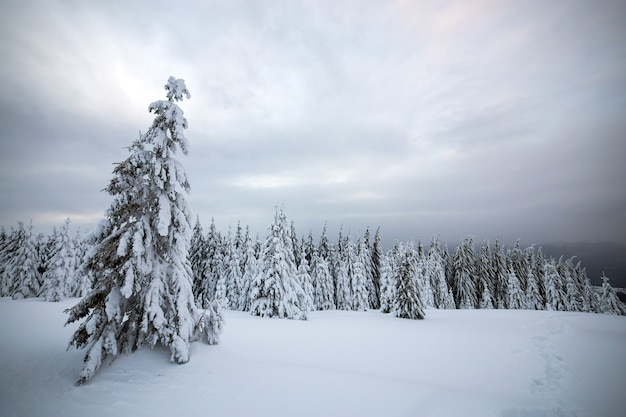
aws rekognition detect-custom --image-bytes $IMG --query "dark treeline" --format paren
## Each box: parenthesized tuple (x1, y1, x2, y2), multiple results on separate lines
(1, 208, 624, 318)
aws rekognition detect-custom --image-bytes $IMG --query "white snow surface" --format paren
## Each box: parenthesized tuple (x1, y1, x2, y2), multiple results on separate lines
(1, 298, 624, 417)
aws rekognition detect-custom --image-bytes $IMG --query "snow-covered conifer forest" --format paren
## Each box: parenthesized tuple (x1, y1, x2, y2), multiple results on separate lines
(2, 213, 624, 317)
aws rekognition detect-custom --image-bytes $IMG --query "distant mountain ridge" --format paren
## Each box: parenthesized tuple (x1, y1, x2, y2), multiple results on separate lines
(537, 241, 626, 288)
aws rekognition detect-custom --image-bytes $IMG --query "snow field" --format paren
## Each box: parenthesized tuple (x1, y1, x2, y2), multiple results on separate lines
(1, 298, 624, 417)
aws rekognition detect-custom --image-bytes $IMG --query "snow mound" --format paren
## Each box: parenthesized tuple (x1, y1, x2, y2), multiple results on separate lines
(1, 298, 624, 417)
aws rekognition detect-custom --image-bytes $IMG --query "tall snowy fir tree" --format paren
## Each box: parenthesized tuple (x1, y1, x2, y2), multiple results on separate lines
(189, 216, 207, 301)
(349, 238, 369, 311)
(249, 206, 308, 319)
(238, 232, 260, 311)
(295, 246, 314, 313)
(65, 77, 221, 385)
(369, 227, 382, 309)
(427, 236, 455, 309)
(413, 240, 434, 308)
(333, 229, 352, 311)
(5, 221, 42, 299)
(194, 218, 222, 307)
(41, 218, 76, 302)
(476, 240, 495, 309)
(492, 238, 508, 309)
(543, 259, 565, 312)
(599, 273, 625, 315)
(524, 258, 543, 310)
(71, 228, 92, 298)
(0, 227, 18, 297)
(506, 266, 525, 310)
(392, 249, 425, 320)
(509, 240, 527, 291)
(311, 250, 334, 310)
(224, 227, 243, 310)
(452, 236, 477, 309)
(379, 242, 401, 313)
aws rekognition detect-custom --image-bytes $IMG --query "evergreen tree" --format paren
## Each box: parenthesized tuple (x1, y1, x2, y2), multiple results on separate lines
(380, 242, 401, 313)
(41, 218, 76, 301)
(369, 227, 383, 309)
(334, 228, 352, 310)
(189, 216, 207, 303)
(290, 221, 300, 269)
(534, 247, 546, 302)
(238, 231, 260, 311)
(427, 236, 455, 309)
(543, 259, 565, 311)
(452, 236, 477, 309)
(576, 264, 598, 313)
(476, 240, 495, 309)
(599, 273, 625, 315)
(0, 227, 19, 297)
(524, 263, 543, 310)
(224, 227, 243, 309)
(311, 251, 334, 310)
(72, 229, 93, 298)
(509, 240, 527, 291)
(479, 284, 494, 309)
(195, 218, 223, 307)
(392, 250, 425, 320)
(507, 266, 525, 309)
(249, 206, 307, 319)
(492, 238, 508, 309)
(413, 239, 434, 308)
(295, 247, 314, 313)
(65, 77, 221, 385)
(349, 238, 369, 311)
(560, 257, 582, 312)
(6, 221, 42, 299)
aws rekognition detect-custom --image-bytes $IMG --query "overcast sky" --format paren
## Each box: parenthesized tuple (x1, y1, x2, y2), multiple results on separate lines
(1, 0, 625, 247)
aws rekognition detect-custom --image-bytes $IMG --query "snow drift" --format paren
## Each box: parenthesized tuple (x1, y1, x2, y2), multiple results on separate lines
(1, 298, 624, 417)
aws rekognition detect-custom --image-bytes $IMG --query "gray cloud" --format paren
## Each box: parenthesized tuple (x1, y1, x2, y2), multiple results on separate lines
(1, 0, 625, 247)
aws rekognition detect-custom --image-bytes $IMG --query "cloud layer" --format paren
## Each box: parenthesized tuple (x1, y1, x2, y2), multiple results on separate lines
(1, 0, 625, 246)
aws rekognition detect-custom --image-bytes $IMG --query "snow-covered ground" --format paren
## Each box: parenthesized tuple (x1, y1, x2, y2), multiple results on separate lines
(1, 298, 624, 417)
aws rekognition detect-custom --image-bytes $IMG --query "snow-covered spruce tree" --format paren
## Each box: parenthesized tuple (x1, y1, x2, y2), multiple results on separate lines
(369, 227, 383, 309)
(599, 273, 625, 315)
(543, 258, 565, 311)
(295, 246, 315, 313)
(249, 206, 308, 319)
(194, 218, 222, 307)
(238, 232, 259, 311)
(333, 229, 352, 310)
(41, 218, 76, 301)
(311, 250, 335, 310)
(413, 239, 434, 308)
(392, 249, 426, 320)
(576, 263, 598, 313)
(380, 242, 401, 313)
(452, 236, 477, 309)
(349, 238, 370, 311)
(7, 221, 42, 299)
(524, 261, 543, 310)
(476, 240, 495, 309)
(224, 228, 243, 310)
(506, 266, 525, 309)
(561, 257, 582, 312)
(189, 216, 207, 301)
(0, 227, 18, 297)
(427, 236, 455, 309)
(71, 228, 93, 298)
(492, 238, 509, 309)
(65, 77, 222, 385)
(509, 240, 527, 291)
